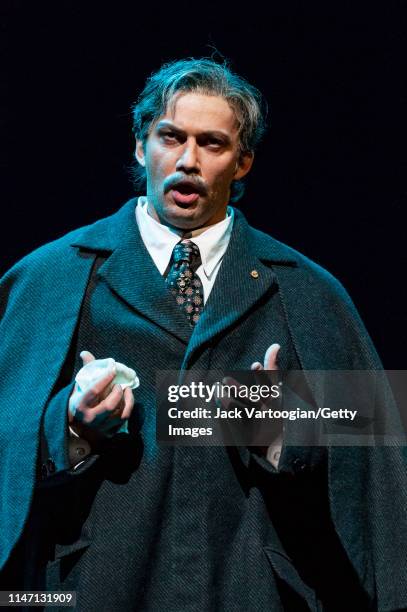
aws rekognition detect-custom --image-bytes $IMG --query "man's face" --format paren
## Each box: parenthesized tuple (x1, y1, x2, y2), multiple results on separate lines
(135, 92, 253, 231)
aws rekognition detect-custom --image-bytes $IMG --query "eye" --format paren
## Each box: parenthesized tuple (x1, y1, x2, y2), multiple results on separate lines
(160, 131, 180, 144)
(205, 137, 225, 150)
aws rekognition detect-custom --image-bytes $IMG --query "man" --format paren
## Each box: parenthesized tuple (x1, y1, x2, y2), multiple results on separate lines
(0, 58, 406, 611)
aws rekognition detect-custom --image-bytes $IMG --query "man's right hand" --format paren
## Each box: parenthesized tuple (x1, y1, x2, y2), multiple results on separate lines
(68, 350, 135, 447)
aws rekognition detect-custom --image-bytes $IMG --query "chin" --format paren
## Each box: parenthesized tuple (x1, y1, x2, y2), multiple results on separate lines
(167, 214, 203, 231)
(165, 204, 203, 227)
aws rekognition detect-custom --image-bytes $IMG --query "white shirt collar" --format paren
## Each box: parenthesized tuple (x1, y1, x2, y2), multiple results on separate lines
(135, 196, 234, 278)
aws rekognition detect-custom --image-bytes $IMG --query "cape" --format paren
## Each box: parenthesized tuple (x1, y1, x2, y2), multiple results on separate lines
(1, 199, 406, 610)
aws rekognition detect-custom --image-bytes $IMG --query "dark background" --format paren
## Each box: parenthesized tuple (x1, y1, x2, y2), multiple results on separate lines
(2, 1, 406, 367)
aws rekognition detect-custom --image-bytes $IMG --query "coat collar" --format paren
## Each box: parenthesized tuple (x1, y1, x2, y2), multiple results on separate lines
(70, 198, 298, 352)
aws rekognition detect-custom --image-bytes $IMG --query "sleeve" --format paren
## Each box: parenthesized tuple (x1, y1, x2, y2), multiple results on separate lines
(40, 384, 74, 473)
(36, 382, 99, 487)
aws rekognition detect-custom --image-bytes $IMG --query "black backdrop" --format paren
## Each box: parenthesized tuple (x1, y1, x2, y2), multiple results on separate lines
(2, 1, 406, 367)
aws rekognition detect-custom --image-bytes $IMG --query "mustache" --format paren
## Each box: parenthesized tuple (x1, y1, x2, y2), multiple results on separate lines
(164, 173, 208, 196)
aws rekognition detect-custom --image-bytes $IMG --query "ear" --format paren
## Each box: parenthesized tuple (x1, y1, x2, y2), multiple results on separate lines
(135, 139, 146, 167)
(233, 151, 254, 180)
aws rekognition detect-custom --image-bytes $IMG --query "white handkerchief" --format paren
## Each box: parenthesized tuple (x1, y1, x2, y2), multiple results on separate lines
(75, 358, 140, 392)
(73, 358, 139, 435)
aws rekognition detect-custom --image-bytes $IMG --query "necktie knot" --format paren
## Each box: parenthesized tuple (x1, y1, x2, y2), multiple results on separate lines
(173, 240, 201, 266)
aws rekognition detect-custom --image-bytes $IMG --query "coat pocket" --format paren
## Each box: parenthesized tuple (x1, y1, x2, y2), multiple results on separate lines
(54, 534, 92, 561)
(263, 546, 319, 612)
(46, 531, 91, 593)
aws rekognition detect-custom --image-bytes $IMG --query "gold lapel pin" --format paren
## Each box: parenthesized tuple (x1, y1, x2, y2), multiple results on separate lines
(250, 270, 259, 279)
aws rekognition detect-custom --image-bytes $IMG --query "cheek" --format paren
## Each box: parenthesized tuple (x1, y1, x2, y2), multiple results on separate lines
(150, 153, 174, 180)
(209, 166, 236, 192)
(206, 156, 238, 183)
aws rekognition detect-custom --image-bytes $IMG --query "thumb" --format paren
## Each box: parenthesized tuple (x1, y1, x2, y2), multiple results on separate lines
(264, 343, 280, 371)
(80, 350, 96, 365)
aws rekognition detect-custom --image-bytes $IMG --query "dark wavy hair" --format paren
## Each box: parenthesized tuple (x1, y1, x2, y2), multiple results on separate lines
(130, 57, 267, 202)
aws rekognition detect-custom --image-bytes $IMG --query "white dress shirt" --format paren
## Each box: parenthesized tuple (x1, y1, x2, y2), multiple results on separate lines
(135, 196, 234, 304)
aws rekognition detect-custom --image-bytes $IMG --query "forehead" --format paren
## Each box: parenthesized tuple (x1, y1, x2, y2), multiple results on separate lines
(156, 92, 239, 135)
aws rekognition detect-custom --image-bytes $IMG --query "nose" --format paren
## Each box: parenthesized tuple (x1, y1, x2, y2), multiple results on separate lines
(175, 138, 200, 174)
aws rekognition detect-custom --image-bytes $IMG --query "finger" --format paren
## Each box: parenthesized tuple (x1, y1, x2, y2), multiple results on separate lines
(80, 350, 96, 365)
(250, 361, 263, 371)
(80, 369, 117, 407)
(81, 384, 124, 423)
(264, 343, 280, 371)
(97, 384, 124, 413)
(120, 387, 135, 420)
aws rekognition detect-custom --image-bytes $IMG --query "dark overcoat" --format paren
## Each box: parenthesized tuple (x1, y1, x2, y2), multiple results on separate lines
(0, 199, 406, 611)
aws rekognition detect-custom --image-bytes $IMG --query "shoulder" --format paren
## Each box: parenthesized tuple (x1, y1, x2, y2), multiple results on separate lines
(246, 222, 353, 307)
(244, 218, 381, 368)
(0, 199, 139, 321)
(0, 199, 131, 288)
(0, 215, 109, 322)
(0, 227, 86, 302)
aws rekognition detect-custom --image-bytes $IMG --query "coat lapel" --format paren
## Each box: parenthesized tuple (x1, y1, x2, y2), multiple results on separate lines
(71, 199, 192, 344)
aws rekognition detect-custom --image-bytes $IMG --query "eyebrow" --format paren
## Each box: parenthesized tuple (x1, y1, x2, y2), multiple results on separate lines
(155, 121, 232, 144)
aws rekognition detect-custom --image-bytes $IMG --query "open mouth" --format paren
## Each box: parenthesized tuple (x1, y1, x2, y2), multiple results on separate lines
(171, 182, 201, 205)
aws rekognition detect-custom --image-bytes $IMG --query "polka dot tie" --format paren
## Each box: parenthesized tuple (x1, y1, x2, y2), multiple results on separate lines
(165, 240, 204, 326)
